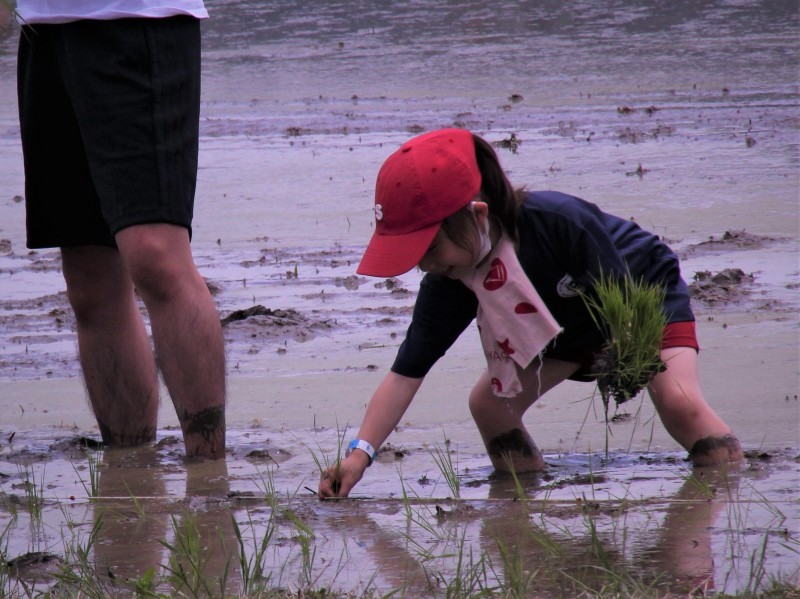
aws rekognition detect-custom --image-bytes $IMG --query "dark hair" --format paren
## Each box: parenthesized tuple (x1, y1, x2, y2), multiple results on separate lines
(473, 134, 523, 243)
(441, 134, 523, 250)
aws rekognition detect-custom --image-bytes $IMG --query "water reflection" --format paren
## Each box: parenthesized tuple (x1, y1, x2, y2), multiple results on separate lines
(307, 464, 746, 595)
(639, 468, 738, 594)
(91, 449, 239, 595)
(92, 447, 167, 583)
(475, 468, 734, 595)
(0, 435, 796, 595)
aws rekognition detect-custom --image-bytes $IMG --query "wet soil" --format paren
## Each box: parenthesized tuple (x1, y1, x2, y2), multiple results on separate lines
(0, 228, 795, 382)
(0, 429, 798, 596)
(0, 1, 797, 595)
(0, 222, 797, 596)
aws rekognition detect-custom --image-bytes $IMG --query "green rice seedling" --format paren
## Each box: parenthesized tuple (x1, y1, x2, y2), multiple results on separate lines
(580, 498, 613, 574)
(399, 479, 439, 561)
(55, 516, 115, 599)
(303, 420, 349, 496)
(126, 484, 147, 522)
(757, 577, 800, 599)
(86, 451, 101, 499)
(253, 465, 281, 510)
(161, 512, 230, 598)
(499, 455, 565, 565)
(129, 566, 164, 597)
(621, 393, 658, 456)
(284, 508, 316, 587)
(491, 536, 538, 599)
(682, 468, 722, 500)
(581, 274, 667, 414)
(430, 433, 460, 500)
(18, 463, 45, 523)
(434, 528, 489, 599)
(502, 455, 529, 506)
(563, 565, 669, 599)
(232, 509, 276, 595)
(420, 524, 490, 598)
(72, 451, 102, 500)
(743, 531, 771, 595)
(0, 519, 13, 595)
(398, 471, 462, 567)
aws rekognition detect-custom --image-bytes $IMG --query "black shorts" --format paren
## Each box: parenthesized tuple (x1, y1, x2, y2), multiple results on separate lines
(18, 16, 201, 249)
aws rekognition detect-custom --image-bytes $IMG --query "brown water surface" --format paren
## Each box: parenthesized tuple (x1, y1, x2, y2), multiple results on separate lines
(0, 1, 797, 596)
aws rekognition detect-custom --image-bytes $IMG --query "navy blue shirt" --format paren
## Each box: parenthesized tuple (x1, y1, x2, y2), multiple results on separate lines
(391, 191, 693, 381)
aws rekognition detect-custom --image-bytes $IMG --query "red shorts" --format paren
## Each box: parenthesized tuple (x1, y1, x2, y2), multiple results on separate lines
(661, 321, 699, 352)
(568, 320, 699, 382)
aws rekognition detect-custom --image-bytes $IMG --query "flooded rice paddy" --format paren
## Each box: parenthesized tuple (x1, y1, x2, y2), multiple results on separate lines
(0, 0, 798, 596)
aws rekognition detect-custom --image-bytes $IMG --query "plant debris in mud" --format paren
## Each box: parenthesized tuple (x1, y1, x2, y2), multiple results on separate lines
(679, 229, 779, 259)
(492, 132, 521, 153)
(583, 275, 667, 410)
(689, 268, 754, 305)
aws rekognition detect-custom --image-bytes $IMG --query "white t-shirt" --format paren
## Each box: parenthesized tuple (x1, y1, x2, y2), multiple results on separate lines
(16, 0, 208, 24)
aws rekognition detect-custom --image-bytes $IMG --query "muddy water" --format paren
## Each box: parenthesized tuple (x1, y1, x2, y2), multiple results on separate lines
(0, 0, 798, 596)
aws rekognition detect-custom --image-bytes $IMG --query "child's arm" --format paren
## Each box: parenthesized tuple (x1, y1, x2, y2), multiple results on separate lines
(318, 371, 423, 498)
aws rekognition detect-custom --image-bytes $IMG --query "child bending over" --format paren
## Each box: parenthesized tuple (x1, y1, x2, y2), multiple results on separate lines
(319, 128, 743, 498)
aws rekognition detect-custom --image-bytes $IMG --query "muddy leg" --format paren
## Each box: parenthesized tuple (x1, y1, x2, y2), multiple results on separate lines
(485, 428, 545, 472)
(689, 435, 743, 467)
(470, 358, 579, 473)
(648, 347, 743, 466)
(117, 224, 227, 460)
(62, 247, 159, 447)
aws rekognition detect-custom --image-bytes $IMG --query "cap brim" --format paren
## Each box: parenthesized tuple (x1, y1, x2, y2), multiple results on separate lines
(356, 222, 441, 277)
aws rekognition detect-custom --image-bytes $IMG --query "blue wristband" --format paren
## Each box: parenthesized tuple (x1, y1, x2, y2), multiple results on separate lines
(346, 439, 376, 466)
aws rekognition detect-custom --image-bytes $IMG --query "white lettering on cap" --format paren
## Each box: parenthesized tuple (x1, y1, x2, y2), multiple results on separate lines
(375, 204, 384, 221)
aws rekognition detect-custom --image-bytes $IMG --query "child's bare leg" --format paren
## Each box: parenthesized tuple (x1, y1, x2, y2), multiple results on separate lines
(648, 347, 743, 466)
(469, 358, 579, 473)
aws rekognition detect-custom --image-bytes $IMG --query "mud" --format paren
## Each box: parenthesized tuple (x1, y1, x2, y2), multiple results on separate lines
(1, 430, 798, 596)
(0, 229, 794, 382)
(0, 0, 798, 595)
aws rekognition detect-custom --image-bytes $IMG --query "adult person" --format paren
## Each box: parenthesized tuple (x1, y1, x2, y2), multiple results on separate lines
(319, 128, 743, 498)
(16, 0, 226, 458)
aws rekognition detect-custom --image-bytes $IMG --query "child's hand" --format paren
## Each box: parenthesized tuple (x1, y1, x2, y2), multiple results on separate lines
(318, 453, 369, 499)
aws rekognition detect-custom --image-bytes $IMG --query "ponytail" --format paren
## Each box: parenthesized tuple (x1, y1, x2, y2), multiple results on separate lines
(472, 134, 523, 244)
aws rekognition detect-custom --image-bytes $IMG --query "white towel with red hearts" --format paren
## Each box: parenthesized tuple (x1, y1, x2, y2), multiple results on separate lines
(460, 237, 562, 397)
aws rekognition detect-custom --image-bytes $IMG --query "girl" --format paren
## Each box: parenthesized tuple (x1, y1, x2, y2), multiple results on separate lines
(319, 128, 743, 498)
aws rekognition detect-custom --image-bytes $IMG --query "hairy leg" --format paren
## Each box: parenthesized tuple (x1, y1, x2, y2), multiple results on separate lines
(116, 223, 226, 459)
(469, 358, 580, 473)
(61, 246, 159, 446)
(648, 347, 743, 466)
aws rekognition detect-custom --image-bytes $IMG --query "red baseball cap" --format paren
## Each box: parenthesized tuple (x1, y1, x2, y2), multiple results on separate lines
(357, 128, 482, 277)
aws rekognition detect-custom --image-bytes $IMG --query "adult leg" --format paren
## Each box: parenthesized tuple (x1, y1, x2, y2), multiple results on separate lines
(61, 246, 159, 446)
(116, 223, 226, 459)
(469, 358, 580, 472)
(647, 347, 743, 466)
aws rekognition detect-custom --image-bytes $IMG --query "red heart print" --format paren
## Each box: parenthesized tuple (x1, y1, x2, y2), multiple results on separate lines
(514, 302, 538, 314)
(483, 258, 507, 291)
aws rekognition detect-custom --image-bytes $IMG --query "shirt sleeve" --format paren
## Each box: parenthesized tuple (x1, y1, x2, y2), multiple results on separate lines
(390, 274, 478, 379)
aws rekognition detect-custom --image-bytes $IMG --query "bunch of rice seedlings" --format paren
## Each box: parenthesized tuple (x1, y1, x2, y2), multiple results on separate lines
(583, 274, 667, 411)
